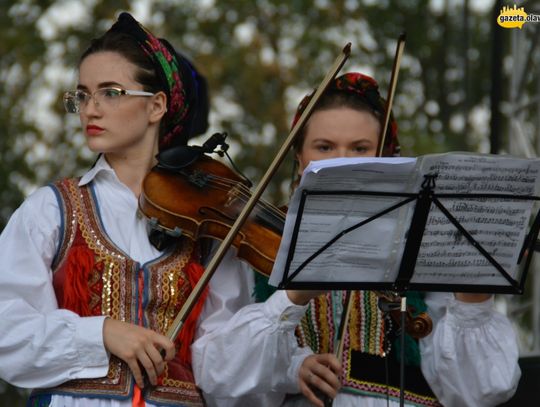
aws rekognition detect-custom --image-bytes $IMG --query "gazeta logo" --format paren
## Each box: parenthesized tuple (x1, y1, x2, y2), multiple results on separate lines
(497, 5, 527, 29)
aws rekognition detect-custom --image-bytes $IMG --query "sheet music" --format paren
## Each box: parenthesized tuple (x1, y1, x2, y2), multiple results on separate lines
(269, 153, 540, 290)
(411, 153, 540, 286)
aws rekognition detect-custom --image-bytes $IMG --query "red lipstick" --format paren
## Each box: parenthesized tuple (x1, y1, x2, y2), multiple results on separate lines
(86, 124, 104, 136)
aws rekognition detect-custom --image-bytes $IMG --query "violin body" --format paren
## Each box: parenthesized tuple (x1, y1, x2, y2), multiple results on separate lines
(139, 155, 285, 276)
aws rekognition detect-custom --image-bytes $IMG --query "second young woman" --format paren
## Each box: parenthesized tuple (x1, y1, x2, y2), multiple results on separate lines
(191, 72, 521, 407)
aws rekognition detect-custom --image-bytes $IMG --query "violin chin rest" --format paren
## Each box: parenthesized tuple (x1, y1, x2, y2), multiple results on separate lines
(156, 145, 203, 171)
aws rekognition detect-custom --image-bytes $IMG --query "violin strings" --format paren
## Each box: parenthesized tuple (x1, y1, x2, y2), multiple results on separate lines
(202, 173, 279, 213)
(198, 171, 282, 219)
(207, 179, 285, 224)
(201, 173, 286, 222)
(217, 181, 285, 221)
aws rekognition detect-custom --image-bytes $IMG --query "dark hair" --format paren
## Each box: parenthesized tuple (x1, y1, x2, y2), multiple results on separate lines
(292, 89, 382, 155)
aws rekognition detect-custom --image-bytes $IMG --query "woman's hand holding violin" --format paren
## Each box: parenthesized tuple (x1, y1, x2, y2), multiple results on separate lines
(102, 318, 175, 388)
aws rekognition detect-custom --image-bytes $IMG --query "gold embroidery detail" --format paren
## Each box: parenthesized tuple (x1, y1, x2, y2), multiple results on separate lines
(101, 261, 113, 316)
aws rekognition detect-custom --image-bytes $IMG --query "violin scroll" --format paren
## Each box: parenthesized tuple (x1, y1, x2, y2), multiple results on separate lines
(404, 311, 433, 339)
(376, 291, 433, 339)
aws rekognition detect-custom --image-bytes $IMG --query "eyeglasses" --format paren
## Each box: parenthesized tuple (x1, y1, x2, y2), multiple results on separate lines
(63, 87, 155, 113)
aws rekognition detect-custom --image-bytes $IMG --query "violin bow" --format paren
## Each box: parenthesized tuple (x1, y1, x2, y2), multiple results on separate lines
(164, 43, 352, 342)
(333, 32, 406, 374)
(377, 33, 406, 156)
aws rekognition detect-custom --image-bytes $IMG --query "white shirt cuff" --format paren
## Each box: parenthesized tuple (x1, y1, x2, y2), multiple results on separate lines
(262, 290, 308, 329)
(74, 316, 109, 372)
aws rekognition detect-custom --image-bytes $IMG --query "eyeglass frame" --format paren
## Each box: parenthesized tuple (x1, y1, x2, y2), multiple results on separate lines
(63, 87, 156, 114)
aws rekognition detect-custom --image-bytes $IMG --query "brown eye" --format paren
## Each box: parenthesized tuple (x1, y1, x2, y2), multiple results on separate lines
(316, 144, 332, 152)
(354, 146, 368, 153)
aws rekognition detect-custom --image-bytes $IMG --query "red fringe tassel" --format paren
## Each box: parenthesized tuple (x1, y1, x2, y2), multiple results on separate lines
(177, 261, 208, 366)
(62, 246, 94, 316)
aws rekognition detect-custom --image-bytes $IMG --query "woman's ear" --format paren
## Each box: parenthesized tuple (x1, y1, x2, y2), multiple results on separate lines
(148, 91, 168, 124)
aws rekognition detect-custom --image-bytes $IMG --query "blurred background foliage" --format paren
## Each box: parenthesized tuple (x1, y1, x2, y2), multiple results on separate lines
(1, 0, 538, 404)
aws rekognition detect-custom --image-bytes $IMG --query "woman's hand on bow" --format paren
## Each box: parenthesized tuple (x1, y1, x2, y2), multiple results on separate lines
(103, 318, 175, 388)
(298, 353, 341, 407)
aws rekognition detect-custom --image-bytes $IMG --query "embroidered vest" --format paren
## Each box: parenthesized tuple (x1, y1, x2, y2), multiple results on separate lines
(296, 291, 442, 407)
(30, 178, 204, 406)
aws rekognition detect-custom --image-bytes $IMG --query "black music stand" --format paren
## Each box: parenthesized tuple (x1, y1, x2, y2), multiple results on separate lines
(278, 173, 540, 294)
(276, 173, 540, 407)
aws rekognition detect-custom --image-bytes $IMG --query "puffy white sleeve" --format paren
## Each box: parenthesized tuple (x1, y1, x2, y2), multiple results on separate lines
(420, 292, 520, 407)
(191, 250, 312, 407)
(0, 187, 109, 388)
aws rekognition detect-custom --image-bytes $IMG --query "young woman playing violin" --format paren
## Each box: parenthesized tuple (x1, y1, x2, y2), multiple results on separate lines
(191, 73, 521, 407)
(0, 12, 237, 407)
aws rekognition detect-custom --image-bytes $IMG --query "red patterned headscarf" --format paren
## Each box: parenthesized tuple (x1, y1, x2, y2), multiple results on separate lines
(292, 72, 400, 157)
(108, 12, 194, 150)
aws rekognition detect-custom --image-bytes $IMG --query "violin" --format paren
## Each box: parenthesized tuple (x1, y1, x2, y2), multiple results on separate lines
(139, 145, 285, 277)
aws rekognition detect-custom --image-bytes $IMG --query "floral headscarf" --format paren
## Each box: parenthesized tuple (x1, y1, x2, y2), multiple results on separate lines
(293, 72, 400, 157)
(108, 12, 203, 150)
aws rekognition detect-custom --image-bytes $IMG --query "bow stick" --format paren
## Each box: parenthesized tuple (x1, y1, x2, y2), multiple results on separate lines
(377, 33, 406, 156)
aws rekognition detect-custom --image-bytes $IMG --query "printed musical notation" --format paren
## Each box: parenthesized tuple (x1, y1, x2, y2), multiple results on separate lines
(412, 154, 540, 286)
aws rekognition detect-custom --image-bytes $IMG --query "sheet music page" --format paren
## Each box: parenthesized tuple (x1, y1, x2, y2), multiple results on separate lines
(269, 157, 417, 286)
(411, 153, 540, 286)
